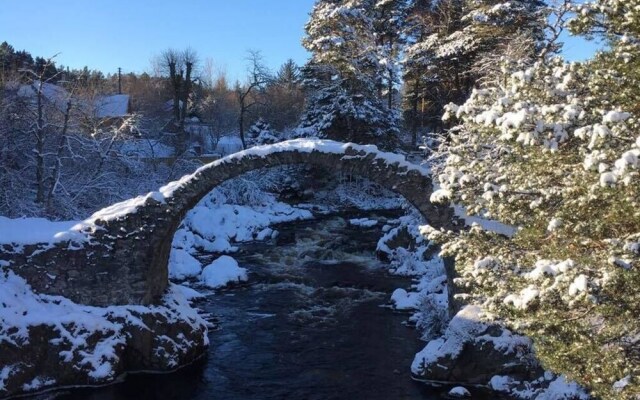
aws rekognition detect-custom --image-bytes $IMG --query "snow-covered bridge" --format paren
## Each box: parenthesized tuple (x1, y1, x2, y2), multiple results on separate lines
(1, 139, 456, 306)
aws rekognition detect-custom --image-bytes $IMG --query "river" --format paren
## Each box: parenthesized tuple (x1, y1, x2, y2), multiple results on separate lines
(49, 213, 485, 400)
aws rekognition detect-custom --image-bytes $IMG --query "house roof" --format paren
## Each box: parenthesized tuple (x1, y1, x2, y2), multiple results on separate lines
(94, 94, 130, 118)
(18, 82, 131, 119)
(17, 81, 71, 111)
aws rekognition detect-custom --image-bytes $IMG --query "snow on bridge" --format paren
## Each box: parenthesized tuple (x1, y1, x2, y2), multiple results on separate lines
(82, 139, 433, 231)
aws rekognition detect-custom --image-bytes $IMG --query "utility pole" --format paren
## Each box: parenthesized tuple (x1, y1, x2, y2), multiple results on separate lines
(117, 67, 122, 94)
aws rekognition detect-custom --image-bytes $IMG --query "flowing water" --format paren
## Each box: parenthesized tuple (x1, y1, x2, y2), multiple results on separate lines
(50, 213, 481, 400)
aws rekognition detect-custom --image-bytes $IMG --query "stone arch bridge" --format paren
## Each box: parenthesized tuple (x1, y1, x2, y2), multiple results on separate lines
(1, 139, 457, 306)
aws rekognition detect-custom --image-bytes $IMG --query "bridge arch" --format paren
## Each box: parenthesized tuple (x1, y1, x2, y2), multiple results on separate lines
(6, 140, 456, 306)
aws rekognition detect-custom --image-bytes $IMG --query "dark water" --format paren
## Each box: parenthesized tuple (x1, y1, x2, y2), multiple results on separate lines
(47, 214, 480, 400)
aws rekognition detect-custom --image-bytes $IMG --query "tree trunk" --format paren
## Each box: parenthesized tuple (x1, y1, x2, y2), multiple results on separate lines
(411, 79, 420, 147)
(46, 100, 72, 210)
(35, 81, 45, 204)
(169, 61, 180, 123)
(239, 106, 246, 149)
(387, 69, 394, 110)
(387, 36, 394, 110)
(181, 62, 192, 128)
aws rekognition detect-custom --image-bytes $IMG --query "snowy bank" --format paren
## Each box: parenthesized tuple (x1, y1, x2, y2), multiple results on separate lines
(169, 186, 313, 276)
(0, 267, 208, 398)
(375, 207, 588, 398)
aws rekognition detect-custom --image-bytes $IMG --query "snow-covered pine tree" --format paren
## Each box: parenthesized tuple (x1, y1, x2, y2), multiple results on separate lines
(402, 0, 547, 133)
(463, 0, 547, 83)
(427, 1, 640, 397)
(402, 0, 444, 140)
(372, 0, 408, 111)
(299, 0, 399, 146)
(402, 0, 471, 134)
(247, 118, 278, 146)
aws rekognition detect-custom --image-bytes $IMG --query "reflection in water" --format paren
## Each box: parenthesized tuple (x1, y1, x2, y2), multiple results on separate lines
(48, 214, 476, 400)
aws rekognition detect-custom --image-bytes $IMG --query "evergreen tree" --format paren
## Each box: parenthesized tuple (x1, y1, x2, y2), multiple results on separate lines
(372, 0, 408, 110)
(275, 59, 301, 88)
(262, 59, 305, 131)
(33, 56, 59, 82)
(402, 0, 443, 142)
(299, 0, 399, 146)
(247, 118, 278, 146)
(402, 0, 547, 134)
(0, 42, 37, 83)
(403, 0, 467, 135)
(0, 42, 17, 82)
(426, 1, 640, 397)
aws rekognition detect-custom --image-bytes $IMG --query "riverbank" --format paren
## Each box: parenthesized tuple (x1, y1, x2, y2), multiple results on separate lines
(0, 280, 208, 398)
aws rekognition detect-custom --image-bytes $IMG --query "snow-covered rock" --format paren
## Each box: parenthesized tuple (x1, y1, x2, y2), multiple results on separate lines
(411, 306, 541, 386)
(613, 375, 632, 393)
(174, 284, 206, 301)
(448, 386, 471, 398)
(390, 288, 421, 310)
(535, 375, 590, 400)
(490, 375, 516, 391)
(200, 256, 248, 289)
(169, 249, 202, 280)
(349, 218, 378, 228)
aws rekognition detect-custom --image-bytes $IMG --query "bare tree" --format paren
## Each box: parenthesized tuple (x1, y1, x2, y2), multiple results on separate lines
(197, 68, 238, 148)
(180, 48, 198, 129)
(1, 53, 206, 219)
(236, 50, 271, 149)
(161, 48, 181, 124)
(45, 92, 73, 210)
(156, 48, 199, 152)
(201, 58, 216, 89)
(20, 56, 68, 204)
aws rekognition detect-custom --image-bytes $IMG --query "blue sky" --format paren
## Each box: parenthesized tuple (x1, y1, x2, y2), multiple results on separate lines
(0, 0, 316, 81)
(0, 0, 600, 82)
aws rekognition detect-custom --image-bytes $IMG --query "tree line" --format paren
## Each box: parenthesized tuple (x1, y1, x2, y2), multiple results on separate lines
(0, 0, 598, 220)
(1, 0, 551, 153)
(0, 44, 306, 219)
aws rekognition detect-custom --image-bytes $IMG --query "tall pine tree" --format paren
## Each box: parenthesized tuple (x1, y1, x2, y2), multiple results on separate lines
(299, 0, 399, 146)
(372, 0, 408, 110)
(402, 0, 547, 134)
